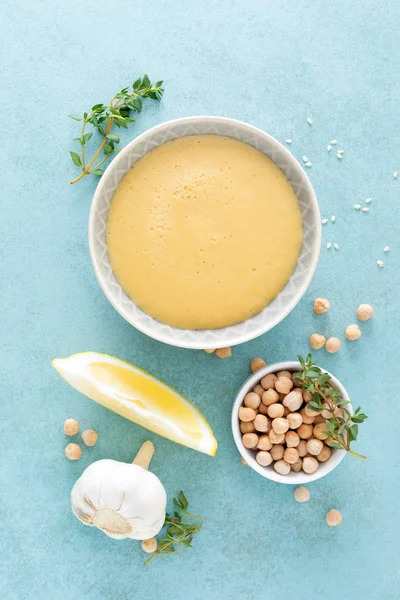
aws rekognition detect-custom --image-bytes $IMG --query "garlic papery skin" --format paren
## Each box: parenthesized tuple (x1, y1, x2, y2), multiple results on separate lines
(71, 459, 167, 540)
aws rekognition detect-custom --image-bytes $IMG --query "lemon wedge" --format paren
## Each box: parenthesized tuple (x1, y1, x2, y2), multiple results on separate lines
(52, 352, 217, 456)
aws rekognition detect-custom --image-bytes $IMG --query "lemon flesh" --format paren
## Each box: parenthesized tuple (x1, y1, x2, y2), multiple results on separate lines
(52, 352, 217, 456)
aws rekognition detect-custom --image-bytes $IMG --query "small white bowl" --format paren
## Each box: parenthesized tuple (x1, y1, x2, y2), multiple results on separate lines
(231, 361, 350, 484)
(89, 116, 321, 349)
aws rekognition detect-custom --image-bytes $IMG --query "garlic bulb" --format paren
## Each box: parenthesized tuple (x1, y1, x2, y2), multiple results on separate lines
(71, 442, 166, 540)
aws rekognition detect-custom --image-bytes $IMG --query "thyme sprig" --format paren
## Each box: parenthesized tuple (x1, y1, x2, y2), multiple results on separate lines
(295, 354, 368, 459)
(144, 491, 204, 566)
(68, 75, 163, 184)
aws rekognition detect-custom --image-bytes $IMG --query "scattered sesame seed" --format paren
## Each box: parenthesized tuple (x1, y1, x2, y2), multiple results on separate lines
(336, 153, 343, 159)
(330, 140, 337, 145)
(302, 156, 308, 162)
(321, 218, 328, 224)
(337, 149, 344, 154)
(305, 161, 312, 167)
(307, 118, 313, 125)
(331, 216, 336, 222)
(365, 197, 372, 203)
(285, 139, 293, 144)
(354, 204, 361, 210)
(377, 260, 384, 268)
(327, 145, 331, 152)
(334, 243, 339, 250)
(384, 246, 390, 252)
(362, 207, 369, 212)
(394, 171, 399, 178)
(326, 242, 332, 249)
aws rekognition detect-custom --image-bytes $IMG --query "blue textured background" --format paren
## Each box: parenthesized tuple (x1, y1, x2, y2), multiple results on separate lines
(1, 1, 399, 599)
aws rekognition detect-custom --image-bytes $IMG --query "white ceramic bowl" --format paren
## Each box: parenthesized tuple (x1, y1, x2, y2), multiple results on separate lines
(89, 117, 321, 349)
(231, 361, 350, 484)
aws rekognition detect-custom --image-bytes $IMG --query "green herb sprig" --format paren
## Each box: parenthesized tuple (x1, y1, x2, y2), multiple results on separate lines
(144, 491, 204, 566)
(68, 75, 164, 184)
(295, 354, 368, 459)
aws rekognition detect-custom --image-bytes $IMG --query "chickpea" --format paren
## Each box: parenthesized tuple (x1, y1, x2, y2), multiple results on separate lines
(262, 388, 280, 406)
(309, 333, 326, 350)
(302, 456, 319, 474)
(267, 403, 285, 418)
(277, 370, 292, 378)
(239, 406, 256, 422)
(316, 445, 331, 462)
(251, 357, 266, 373)
(356, 303, 373, 321)
(81, 429, 98, 447)
(141, 537, 157, 553)
(287, 412, 303, 429)
(269, 430, 285, 444)
(272, 417, 289, 434)
(306, 438, 323, 456)
(240, 421, 255, 434)
(253, 384, 265, 397)
(326, 509, 343, 527)
(64, 418, 79, 436)
(345, 324, 361, 340)
(325, 337, 341, 353)
(256, 451, 273, 466)
(283, 389, 303, 412)
(215, 347, 232, 358)
(261, 373, 277, 390)
(285, 430, 300, 447)
(284, 447, 299, 464)
(291, 459, 303, 472)
(303, 390, 313, 402)
(334, 407, 343, 418)
(275, 376, 293, 394)
(242, 433, 259, 448)
(297, 440, 308, 457)
(294, 486, 310, 503)
(270, 444, 284, 460)
(321, 403, 333, 419)
(300, 408, 315, 425)
(257, 435, 272, 451)
(304, 405, 320, 418)
(254, 414, 269, 433)
(291, 372, 302, 387)
(313, 297, 330, 314)
(244, 392, 261, 409)
(273, 460, 291, 475)
(65, 443, 82, 460)
(203, 348, 216, 354)
(258, 402, 269, 415)
(313, 422, 329, 440)
(314, 414, 325, 424)
(298, 423, 313, 439)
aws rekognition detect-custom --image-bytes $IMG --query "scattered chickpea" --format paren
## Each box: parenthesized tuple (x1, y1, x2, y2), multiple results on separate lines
(141, 537, 158, 553)
(256, 451, 273, 466)
(64, 418, 79, 436)
(270, 444, 285, 461)
(269, 429, 285, 444)
(81, 429, 98, 447)
(316, 445, 331, 462)
(306, 438, 324, 456)
(294, 486, 310, 503)
(261, 373, 277, 390)
(257, 435, 272, 451)
(242, 433, 259, 449)
(287, 412, 303, 429)
(309, 333, 326, 350)
(300, 408, 315, 425)
(356, 304, 373, 322)
(274, 460, 291, 475)
(65, 443, 82, 461)
(272, 417, 289, 435)
(302, 456, 319, 474)
(313, 297, 330, 314)
(313, 422, 329, 440)
(262, 388, 280, 406)
(215, 347, 232, 359)
(275, 376, 293, 394)
(267, 403, 285, 419)
(277, 370, 292, 378)
(325, 337, 341, 353)
(253, 384, 265, 397)
(240, 421, 255, 434)
(283, 389, 303, 412)
(297, 423, 313, 439)
(244, 392, 261, 409)
(203, 348, 216, 354)
(283, 447, 299, 464)
(239, 406, 256, 422)
(254, 414, 269, 433)
(285, 431, 300, 447)
(297, 440, 308, 457)
(258, 402, 269, 415)
(326, 509, 343, 527)
(251, 357, 266, 373)
(291, 459, 303, 472)
(345, 324, 361, 340)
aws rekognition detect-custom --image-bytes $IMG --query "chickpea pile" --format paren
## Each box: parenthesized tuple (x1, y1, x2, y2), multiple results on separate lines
(239, 368, 333, 476)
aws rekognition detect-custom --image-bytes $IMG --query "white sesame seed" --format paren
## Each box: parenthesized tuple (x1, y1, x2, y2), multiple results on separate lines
(365, 197, 372, 203)
(302, 156, 308, 162)
(354, 204, 361, 210)
(377, 260, 384, 268)
(305, 161, 312, 167)
(307, 118, 313, 125)
(333, 243, 339, 250)
(327, 145, 331, 151)
(321, 218, 328, 224)
(336, 153, 343, 159)
(331, 216, 336, 222)
(330, 140, 337, 145)
(383, 246, 390, 252)
(285, 139, 293, 144)
(337, 149, 344, 154)
(326, 242, 332, 249)
(394, 171, 398, 178)
(362, 207, 369, 212)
